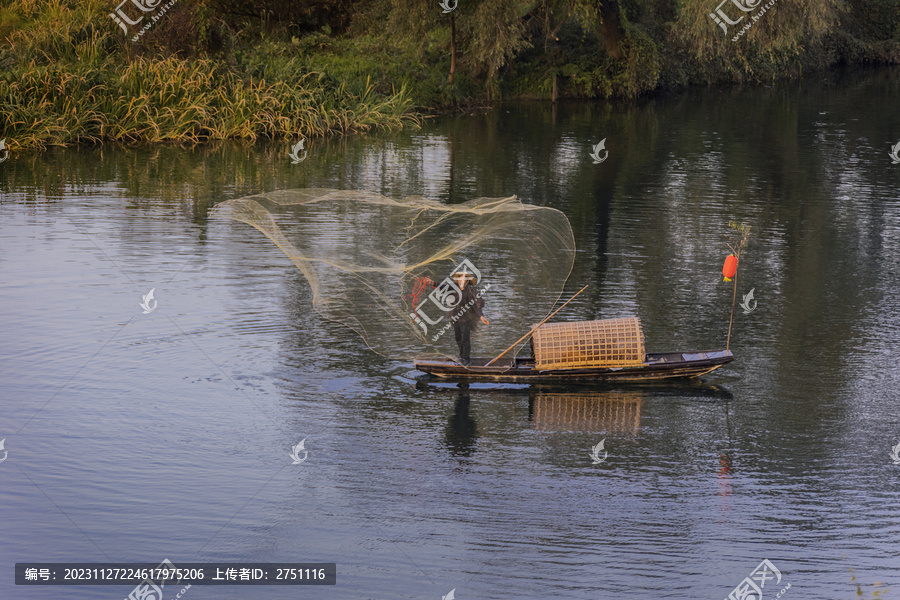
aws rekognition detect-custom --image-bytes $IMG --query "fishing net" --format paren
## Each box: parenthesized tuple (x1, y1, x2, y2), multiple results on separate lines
(211, 188, 575, 366)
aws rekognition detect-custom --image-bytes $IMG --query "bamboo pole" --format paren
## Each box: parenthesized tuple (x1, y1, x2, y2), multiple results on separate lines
(485, 285, 588, 367)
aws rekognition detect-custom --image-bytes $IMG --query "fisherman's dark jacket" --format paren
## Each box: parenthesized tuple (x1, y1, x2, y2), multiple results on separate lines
(450, 285, 485, 327)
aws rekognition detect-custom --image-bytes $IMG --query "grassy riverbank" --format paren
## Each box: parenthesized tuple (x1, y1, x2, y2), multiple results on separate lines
(1, 0, 898, 150)
(0, 1, 420, 150)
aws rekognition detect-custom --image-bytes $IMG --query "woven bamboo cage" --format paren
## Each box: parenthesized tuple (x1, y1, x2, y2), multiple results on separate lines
(531, 317, 645, 370)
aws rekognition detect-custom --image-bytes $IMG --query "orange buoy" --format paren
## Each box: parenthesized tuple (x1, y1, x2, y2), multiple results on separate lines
(722, 254, 738, 281)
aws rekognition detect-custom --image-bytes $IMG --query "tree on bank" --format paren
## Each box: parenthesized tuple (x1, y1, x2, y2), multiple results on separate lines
(184, 0, 897, 96)
(672, 0, 846, 81)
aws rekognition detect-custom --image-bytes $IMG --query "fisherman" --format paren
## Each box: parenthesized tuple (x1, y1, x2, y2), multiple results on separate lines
(450, 270, 489, 366)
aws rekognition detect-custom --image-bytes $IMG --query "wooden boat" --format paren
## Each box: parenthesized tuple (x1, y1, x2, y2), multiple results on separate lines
(414, 317, 733, 383)
(414, 350, 733, 382)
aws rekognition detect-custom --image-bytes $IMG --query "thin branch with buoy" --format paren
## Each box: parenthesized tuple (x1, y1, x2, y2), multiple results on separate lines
(722, 221, 751, 352)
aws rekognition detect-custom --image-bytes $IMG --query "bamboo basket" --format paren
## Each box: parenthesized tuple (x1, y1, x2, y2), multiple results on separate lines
(531, 317, 645, 370)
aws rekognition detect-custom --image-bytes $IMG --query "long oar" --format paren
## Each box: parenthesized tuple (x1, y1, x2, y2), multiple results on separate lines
(485, 285, 588, 367)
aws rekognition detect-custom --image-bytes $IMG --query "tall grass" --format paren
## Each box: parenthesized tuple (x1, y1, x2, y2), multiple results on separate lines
(0, 0, 421, 150)
(0, 58, 419, 149)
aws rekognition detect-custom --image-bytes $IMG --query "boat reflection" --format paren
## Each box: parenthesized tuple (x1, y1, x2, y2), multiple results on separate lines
(525, 381, 733, 434)
(529, 389, 644, 434)
(416, 377, 734, 452)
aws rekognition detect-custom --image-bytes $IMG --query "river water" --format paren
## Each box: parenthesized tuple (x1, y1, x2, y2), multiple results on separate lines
(2, 66, 900, 600)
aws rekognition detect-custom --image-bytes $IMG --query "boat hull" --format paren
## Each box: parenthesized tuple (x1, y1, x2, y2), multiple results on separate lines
(414, 350, 733, 383)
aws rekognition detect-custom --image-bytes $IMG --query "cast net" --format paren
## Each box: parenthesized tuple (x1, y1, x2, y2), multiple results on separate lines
(211, 188, 575, 366)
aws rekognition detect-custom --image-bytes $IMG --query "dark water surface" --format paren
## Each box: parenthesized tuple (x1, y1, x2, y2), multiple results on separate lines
(2, 67, 900, 599)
